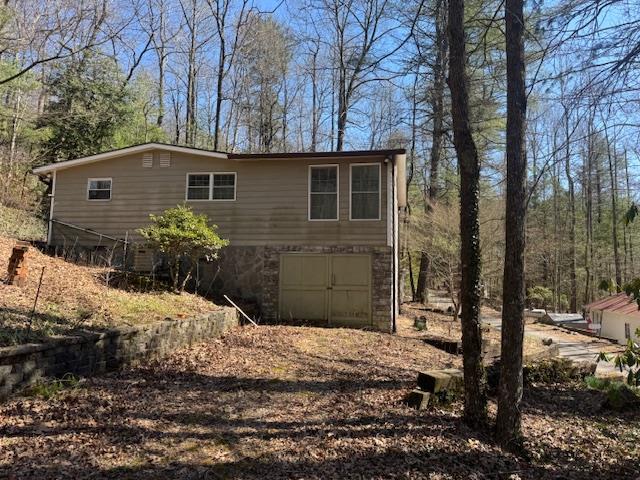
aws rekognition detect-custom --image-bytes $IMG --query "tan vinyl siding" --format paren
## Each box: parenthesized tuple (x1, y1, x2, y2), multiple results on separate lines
(51, 150, 389, 247)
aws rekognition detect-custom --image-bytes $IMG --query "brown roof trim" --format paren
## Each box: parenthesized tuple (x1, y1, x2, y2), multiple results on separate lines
(228, 149, 406, 160)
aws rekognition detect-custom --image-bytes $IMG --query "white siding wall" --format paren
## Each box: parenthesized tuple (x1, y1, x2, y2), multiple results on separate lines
(600, 311, 640, 344)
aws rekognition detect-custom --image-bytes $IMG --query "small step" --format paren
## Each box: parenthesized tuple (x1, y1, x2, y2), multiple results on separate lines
(417, 368, 464, 393)
(403, 389, 432, 410)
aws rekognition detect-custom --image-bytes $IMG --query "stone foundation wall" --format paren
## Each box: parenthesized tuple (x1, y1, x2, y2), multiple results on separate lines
(205, 245, 394, 332)
(199, 246, 266, 304)
(0, 308, 238, 400)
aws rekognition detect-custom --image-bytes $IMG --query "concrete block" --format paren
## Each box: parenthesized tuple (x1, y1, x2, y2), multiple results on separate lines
(403, 389, 432, 409)
(417, 369, 464, 394)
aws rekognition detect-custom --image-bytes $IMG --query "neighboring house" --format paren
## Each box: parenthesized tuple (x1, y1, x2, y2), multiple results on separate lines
(33, 143, 407, 332)
(539, 312, 588, 331)
(585, 293, 640, 343)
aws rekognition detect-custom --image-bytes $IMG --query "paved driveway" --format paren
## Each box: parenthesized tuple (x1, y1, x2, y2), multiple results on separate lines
(482, 316, 625, 376)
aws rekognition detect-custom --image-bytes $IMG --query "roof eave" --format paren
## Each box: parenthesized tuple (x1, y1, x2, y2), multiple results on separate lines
(32, 143, 229, 175)
(228, 149, 406, 161)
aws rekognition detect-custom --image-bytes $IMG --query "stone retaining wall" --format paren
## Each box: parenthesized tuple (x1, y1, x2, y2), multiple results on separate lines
(0, 308, 238, 400)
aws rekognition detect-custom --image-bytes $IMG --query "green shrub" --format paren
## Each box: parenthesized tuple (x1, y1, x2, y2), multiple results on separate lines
(138, 205, 229, 292)
(598, 328, 640, 387)
(25, 374, 81, 400)
(527, 285, 552, 309)
(524, 358, 579, 384)
(585, 376, 640, 410)
(0, 205, 46, 240)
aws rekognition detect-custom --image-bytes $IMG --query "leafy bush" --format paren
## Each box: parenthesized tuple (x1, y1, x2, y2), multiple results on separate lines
(598, 278, 617, 294)
(523, 357, 595, 384)
(599, 327, 640, 387)
(584, 376, 639, 410)
(0, 205, 46, 240)
(527, 285, 552, 309)
(25, 374, 81, 400)
(138, 205, 228, 292)
(558, 294, 569, 312)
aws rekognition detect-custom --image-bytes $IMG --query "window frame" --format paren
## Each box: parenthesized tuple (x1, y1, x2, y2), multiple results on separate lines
(308, 164, 339, 221)
(86, 177, 112, 202)
(185, 172, 237, 202)
(211, 172, 237, 201)
(349, 162, 381, 221)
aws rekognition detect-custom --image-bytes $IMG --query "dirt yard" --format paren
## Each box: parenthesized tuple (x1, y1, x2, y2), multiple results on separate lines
(400, 303, 547, 358)
(0, 235, 219, 346)
(1, 324, 638, 479)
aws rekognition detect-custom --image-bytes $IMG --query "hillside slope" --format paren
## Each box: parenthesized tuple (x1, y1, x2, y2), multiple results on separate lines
(0, 235, 220, 346)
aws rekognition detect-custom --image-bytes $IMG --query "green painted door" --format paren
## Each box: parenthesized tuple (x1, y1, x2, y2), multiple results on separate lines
(279, 253, 371, 327)
(279, 254, 329, 321)
(329, 255, 371, 327)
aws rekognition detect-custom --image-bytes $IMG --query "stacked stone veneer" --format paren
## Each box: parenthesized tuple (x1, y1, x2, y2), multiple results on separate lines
(204, 245, 393, 331)
(0, 308, 238, 400)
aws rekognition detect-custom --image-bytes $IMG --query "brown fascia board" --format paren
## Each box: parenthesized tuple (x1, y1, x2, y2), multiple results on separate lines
(228, 149, 406, 160)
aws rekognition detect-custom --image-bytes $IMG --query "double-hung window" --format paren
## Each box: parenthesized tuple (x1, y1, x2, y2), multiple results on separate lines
(212, 173, 236, 200)
(350, 163, 380, 220)
(309, 165, 338, 220)
(186, 173, 236, 201)
(87, 178, 112, 201)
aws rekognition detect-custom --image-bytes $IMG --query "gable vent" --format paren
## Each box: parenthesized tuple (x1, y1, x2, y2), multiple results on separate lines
(142, 152, 153, 168)
(159, 152, 171, 167)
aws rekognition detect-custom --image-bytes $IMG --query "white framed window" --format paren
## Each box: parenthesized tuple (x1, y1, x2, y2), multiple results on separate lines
(87, 178, 112, 201)
(350, 163, 381, 220)
(212, 173, 236, 200)
(309, 165, 338, 221)
(186, 172, 236, 201)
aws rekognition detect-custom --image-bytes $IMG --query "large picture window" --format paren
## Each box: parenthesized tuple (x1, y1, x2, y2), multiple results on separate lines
(350, 163, 380, 220)
(186, 172, 236, 201)
(309, 165, 338, 220)
(87, 178, 112, 201)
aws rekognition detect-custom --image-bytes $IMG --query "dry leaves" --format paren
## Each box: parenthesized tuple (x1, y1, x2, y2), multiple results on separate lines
(0, 323, 638, 479)
(0, 235, 218, 345)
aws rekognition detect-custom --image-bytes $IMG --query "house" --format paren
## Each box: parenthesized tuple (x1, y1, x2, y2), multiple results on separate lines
(539, 312, 588, 331)
(585, 293, 640, 343)
(33, 143, 407, 332)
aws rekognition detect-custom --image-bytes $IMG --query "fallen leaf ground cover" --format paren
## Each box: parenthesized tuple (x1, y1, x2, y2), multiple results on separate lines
(0, 235, 219, 346)
(400, 303, 545, 358)
(1, 323, 638, 479)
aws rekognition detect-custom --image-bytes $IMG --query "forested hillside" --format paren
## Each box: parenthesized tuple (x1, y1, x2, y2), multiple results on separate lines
(0, 0, 638, 310)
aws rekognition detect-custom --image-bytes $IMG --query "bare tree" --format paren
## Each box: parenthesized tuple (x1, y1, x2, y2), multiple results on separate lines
(496, 0, 527, 447)
(207, 0, 252, 150)
(0, 1, 124, 85)
(447, 0, 487, 427)
(416, 0, 447, 304)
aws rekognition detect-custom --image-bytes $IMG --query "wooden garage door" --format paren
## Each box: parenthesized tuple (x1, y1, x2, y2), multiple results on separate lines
(279, 254, 371, 327)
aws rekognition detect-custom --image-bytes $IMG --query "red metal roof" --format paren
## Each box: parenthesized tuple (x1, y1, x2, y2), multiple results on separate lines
(585, 292, 640, 318)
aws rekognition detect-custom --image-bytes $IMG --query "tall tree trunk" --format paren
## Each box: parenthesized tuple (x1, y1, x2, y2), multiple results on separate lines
(625, 150, 635, 277)
(564, 106, 577, 312)
(157, 53, 165, 127)
(551, 135, 559, 311)
(605, 129, 622, 289)
(496, 0, 527, 448)
(447, 0, 487, 427)
(310, 45, 319, 152)
(416, 0, 447, 304)
(403, 74, 418, 302)
(214, 45, 225, 150)
(585, 113, 595, 303)
(336, 72, 347, 151)
(184, 0, 198, 146)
